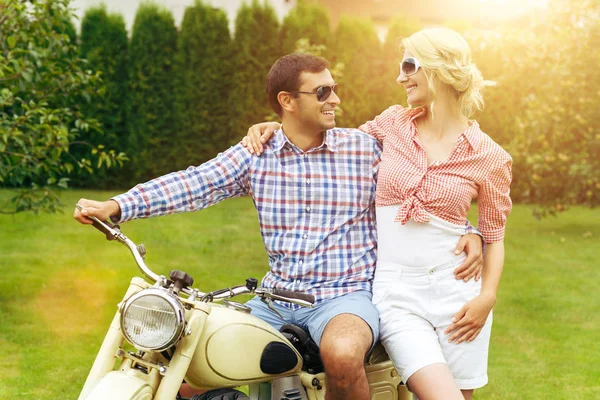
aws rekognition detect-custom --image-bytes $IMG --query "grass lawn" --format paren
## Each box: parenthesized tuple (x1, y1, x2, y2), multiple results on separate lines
(0, 189, 598, 399)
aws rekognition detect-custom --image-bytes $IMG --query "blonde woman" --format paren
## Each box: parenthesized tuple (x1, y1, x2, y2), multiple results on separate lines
(244, 28, 511, 400)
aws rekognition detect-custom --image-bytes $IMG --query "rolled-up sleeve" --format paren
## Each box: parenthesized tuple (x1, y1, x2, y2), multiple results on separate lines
(478, 155, 512, 243)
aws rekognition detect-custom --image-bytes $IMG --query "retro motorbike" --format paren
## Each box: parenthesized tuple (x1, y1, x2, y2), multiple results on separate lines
(76, 204, 412, 400)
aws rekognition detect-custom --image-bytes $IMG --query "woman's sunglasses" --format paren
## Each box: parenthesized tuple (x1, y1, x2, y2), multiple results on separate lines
(294, 84, 338, 102)
(400, 57, 422, 76)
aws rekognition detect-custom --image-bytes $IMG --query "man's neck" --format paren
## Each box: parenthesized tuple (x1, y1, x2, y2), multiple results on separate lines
(280, 118, 326, 151)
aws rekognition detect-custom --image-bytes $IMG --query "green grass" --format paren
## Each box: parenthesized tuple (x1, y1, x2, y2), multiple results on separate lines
(0, 190, 598, 399)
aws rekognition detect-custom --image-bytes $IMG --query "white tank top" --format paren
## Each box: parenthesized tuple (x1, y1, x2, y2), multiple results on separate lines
(376, 205, 467, 269)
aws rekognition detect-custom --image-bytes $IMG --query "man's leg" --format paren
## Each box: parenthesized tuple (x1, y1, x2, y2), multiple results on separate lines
(319, 313, 373, 400)
(300, 291, 378, 400)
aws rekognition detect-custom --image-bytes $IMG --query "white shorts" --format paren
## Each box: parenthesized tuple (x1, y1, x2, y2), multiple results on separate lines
(373, 255, 492, 389)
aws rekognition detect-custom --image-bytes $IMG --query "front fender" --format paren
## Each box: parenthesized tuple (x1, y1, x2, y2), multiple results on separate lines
(84, 371, 153, 400)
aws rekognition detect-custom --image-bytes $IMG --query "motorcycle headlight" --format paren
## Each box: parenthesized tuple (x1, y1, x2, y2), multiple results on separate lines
(120, 288, 185, 352)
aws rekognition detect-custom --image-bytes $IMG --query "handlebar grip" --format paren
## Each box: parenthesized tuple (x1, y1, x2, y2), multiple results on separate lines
(76, 203, 117, 240)
(272, 289, 315, 304)
(91, 219, 114, 238)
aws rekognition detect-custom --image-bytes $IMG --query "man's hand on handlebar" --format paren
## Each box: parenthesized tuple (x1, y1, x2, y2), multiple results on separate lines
(74, 199, 121, 225)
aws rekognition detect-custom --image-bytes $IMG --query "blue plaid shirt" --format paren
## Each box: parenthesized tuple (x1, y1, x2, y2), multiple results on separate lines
(113, 128, 382, 305)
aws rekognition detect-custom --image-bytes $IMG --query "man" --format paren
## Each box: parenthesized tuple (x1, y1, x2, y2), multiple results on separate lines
(74, 53, 482, 399)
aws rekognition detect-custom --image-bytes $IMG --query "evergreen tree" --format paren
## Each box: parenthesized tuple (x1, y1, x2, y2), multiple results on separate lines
(229, 0, 282, 138)
(78, 5, 129, 188)
(127, 2, 178, 183)
(172, 1, 232, 171)
(280, 0, 331, 53)
(379, 16, 423, 108)
(331, 16, 384, 128)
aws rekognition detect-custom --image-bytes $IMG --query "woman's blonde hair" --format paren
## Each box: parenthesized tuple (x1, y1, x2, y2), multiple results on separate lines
(401, 27, 494, 118)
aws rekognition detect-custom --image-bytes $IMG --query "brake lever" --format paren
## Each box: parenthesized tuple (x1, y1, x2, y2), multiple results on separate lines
(261, 297, 284, 320)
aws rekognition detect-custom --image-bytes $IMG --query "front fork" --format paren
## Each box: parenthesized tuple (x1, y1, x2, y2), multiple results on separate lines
(79, 277, 210, 400)
(154, 302, 208, 399)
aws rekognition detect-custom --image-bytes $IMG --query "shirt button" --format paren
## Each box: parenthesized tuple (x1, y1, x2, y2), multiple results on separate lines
(305, 206, 311, 212)
(303, 234, 308, 239)
(306, 179, 311, 184)
(296, 279, 301, 284)
(298, 260, 304, 265)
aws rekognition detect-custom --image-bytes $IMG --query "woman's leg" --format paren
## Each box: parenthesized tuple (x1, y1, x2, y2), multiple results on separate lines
(461, 389, 474, 400)
(434, 277, 493, 391)
(406, 363, 463, 400)
(375, 268, 464, 400)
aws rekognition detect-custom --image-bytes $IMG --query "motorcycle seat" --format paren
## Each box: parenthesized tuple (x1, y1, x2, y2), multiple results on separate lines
(280, 324, 325, 374)
(280, 325, 393, 372)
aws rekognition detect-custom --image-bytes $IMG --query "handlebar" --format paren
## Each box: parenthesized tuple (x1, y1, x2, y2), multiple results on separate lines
(203, 286, 314, 308)
(75, 204, 162, 284)
(76, 204, 315, 308)
(271, 288, 316, 304)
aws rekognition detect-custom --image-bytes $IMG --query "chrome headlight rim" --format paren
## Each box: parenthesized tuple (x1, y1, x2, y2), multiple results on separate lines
(120, 287, 186, 352)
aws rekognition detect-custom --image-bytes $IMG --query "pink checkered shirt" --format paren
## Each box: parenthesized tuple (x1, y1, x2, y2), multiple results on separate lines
(359, 105, 512, 243)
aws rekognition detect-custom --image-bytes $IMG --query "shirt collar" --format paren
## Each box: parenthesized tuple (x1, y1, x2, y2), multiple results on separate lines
(271, 127, 338, 153)
(407, 107, 482, 150)
(461, 120, 482, 150)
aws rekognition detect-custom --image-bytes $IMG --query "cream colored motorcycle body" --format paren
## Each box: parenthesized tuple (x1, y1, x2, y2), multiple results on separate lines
(77, 206, 412, 400)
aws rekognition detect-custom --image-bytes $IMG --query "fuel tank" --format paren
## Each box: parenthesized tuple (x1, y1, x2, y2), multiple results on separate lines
(185, 304, 302, 389)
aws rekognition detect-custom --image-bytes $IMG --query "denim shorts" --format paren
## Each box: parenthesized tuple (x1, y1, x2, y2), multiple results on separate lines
(245, 290, 379, 350)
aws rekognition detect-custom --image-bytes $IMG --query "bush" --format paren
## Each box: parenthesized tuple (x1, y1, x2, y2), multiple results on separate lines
(472, 0, 600, 215)
(0, 0, 125, 213)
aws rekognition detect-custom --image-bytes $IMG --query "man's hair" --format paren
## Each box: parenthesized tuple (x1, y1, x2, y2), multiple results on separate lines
(266, 53, 329, 116)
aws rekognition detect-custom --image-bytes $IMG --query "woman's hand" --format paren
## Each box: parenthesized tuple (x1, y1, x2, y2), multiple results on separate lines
(445, 292, 496, 344)
(453, 233, 483, 282)
(241, 122, 281, 155)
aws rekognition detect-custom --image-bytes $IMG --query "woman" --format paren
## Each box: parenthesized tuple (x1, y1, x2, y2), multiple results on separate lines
(243, 28, 511, 400)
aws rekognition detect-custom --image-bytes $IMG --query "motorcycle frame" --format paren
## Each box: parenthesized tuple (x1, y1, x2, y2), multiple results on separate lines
(76, 209, 413, 400)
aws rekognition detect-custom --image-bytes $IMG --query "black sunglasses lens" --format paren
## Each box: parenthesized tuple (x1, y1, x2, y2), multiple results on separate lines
(316, 85, 337, 102)
(316, 86, 332, 102)
(401, 59, 416, 75)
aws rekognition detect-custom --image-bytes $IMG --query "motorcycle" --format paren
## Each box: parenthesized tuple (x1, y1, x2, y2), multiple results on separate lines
(76, 204, 412, 400)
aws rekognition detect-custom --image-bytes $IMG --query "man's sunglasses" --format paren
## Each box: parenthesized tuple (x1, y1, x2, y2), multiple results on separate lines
(400, 57, 422, 76)
(293, 84, 338, 102)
